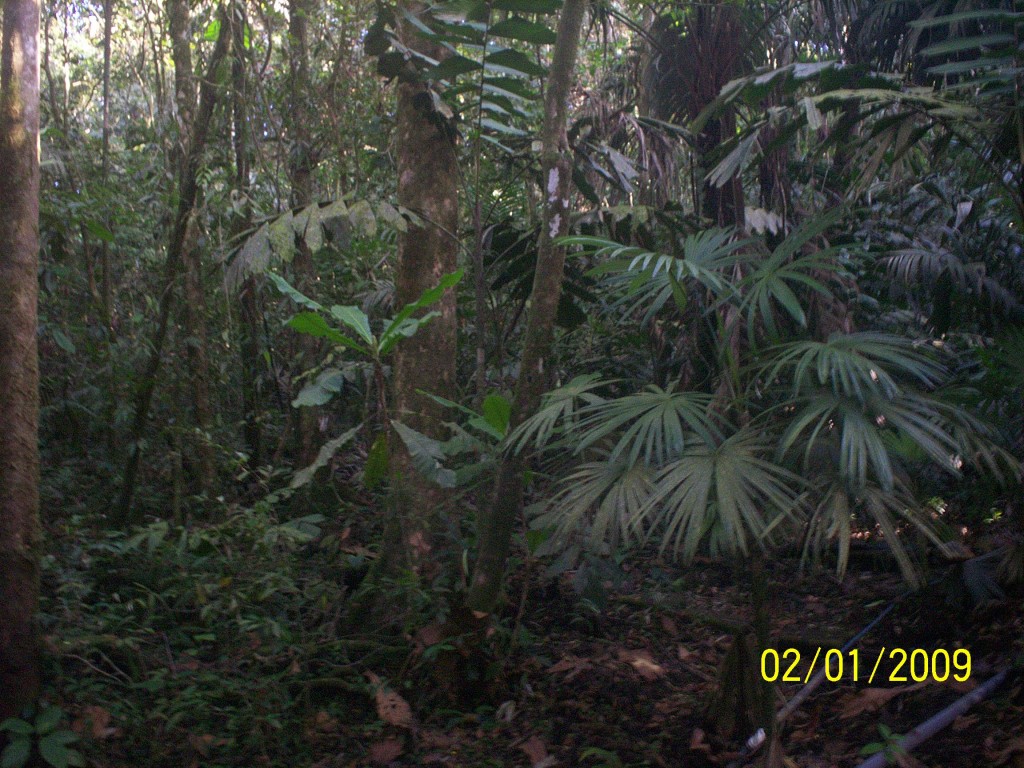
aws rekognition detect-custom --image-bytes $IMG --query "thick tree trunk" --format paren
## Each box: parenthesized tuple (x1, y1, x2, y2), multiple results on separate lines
(380, 0, 459, 578)
(467, 0, 589, 613)
(116, 12, 230, 523)
(0, 0, 42, 719)
(288, 0, 320, 466)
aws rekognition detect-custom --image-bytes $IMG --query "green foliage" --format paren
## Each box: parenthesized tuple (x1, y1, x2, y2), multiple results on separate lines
(0, 707, 85, 768)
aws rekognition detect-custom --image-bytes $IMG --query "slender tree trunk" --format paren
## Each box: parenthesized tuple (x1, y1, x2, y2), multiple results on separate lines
(467, 0, 589, 613)
(231, 2, 263, 469)
(168, 0, 216, 492)
(288, 0, 320, 465)
(100, 0, 113, 326)
(116, 11, 230, 523)
(0, 0, 42, 719)
(378, 0, 459, 578)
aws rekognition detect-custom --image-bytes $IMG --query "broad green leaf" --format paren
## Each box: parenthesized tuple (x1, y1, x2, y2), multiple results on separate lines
(287, 312, 371, 356)
(268, 272, 325, 312)
(490, 16, 556, 44)
(920, 34, 1016, 59)
(292, 204, 323, 253)
(292, 368, 346, 407)
(427, 54, 482, 81)
(909, 9, 1024, 27)
(85, 220, 114, 242)
(328, 305, 374, 346)
(38, 732, 83, 768)
(34, 707, 62, 735)
(379, 311, 441, 355)
(392, 421, 457, 487)
(482, 393, 512, 437)
(381, 269, 464, 349)
(0, 719, 33, 736)
(485, 48, 546, 78)
(363, 432, 389, 489)
(347, 199, 377, 237)
(52, 328, 76, 354)
(203, 19, 221, 40)
(492, 0, 561, 12)
(376, 201, 407, 232)
(1, 737, 30, 768)
(291, 427, 360, 488)
(479, 117, 528, 136)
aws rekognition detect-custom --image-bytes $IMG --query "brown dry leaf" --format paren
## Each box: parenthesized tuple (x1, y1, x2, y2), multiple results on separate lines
(661, 616, 679, 636)
(187, 734, 218, 757)
(838, 683, 926, 719)
(414, 623, 445, 653)
(689, 728, 711, 754)
(618, 648, 665, 681)
(75, 706, 117, 740)
(547, 655, 593, 682)
(375, 689, 414, 728)
(990, 736, 1024, 766)
(519, 735, 558, 768)
(677, 644, 693, 661)
(952, 714, 978, 732)
(369, 737, 404, 765)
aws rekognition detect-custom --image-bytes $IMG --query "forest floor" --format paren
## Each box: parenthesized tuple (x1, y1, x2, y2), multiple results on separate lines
(39, 506, 1024, 768)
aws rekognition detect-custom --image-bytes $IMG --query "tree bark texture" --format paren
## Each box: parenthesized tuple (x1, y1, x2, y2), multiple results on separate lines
(169, 0, 216, 492)
(0, 0, 43, 718)
(382, 0, 459, 577)
(468, 0, 589, 613)
(288, 0, 320, 466)
(116, 11, 230, 523)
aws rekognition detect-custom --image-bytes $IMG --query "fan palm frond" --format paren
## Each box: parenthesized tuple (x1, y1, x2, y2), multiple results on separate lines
(801, 475, 948, 587)
(762, 332, 947, 403)
(505, 374, 608, 454)
(573, 385, 722, 466)
(566, 229, 746, 324)
(532, 456, 656, 552)
(645, 429, 802, 561)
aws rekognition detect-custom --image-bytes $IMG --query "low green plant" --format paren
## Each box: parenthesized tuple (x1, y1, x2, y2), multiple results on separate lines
(0, 706, 85, 768)
(858, 723, 905, 763)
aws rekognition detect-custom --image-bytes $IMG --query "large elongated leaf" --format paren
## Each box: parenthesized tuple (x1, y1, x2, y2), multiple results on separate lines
(490, 16, 556, 44)
(392, 421, 457, 487)
(291, 427, 360, 488)
(485, 48, 546, 78)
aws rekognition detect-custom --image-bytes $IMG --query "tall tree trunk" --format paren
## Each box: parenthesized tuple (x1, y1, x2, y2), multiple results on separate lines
(467, 0, 589, 614)
(169, 0, 216, 492)
(288, 0, 320, 465)
(99, 0, 113, 326)
(379, 0, 459, 578)
(231, 2, 263, 469)
(115, 11, 230, 523)
(0, 0, 42, 719)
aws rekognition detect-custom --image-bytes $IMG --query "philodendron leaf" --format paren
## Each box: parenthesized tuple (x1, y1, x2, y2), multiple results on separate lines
(363, 432, 390, 489)
(291, 427, 360, 489)
(293, 368, 347, 407)
(287, 312, 371, 357)
(381, 269, 464, 350)
(392, 421, 457, 488)
(268, 272, 325, 312)
(481, 393, 512, 437)
(328, 304, 375, 347)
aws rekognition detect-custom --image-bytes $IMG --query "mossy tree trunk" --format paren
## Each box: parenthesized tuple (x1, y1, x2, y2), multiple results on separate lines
(0, 0, 43, 719)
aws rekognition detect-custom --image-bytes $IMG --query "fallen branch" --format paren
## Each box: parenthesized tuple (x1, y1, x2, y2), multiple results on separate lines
(854, 669, 1010, 768)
